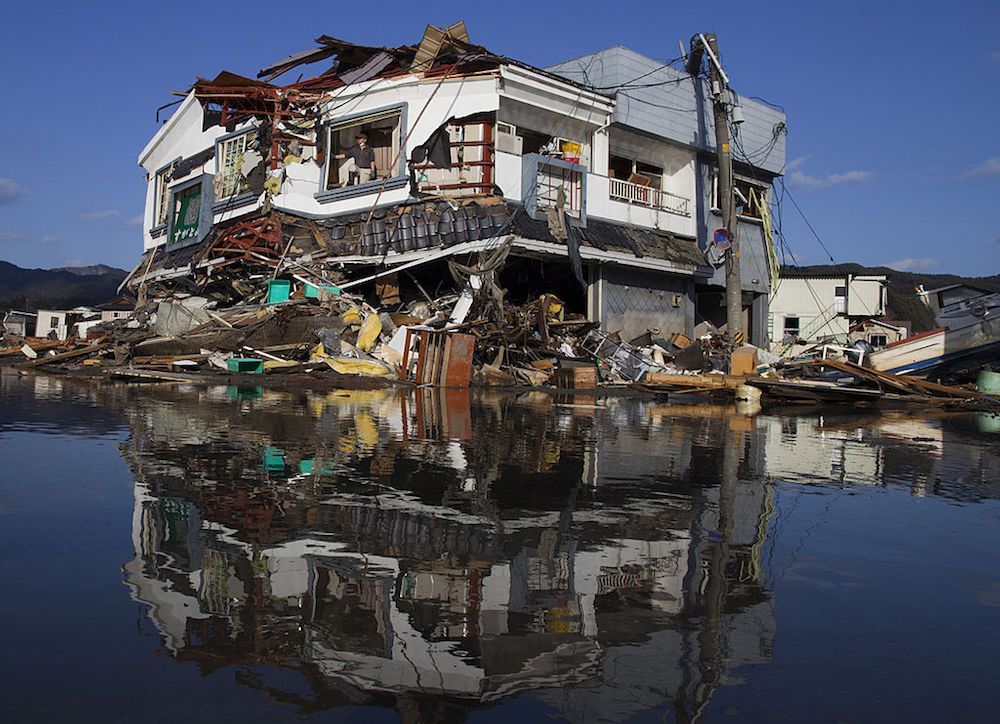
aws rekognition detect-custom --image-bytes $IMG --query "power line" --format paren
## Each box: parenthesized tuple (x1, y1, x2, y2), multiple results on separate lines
(779, 179, 835, 264)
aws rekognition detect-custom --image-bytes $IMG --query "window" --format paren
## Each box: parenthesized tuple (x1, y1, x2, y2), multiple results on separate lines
(414, 117, 494, 197)
(49, 316, 59, 329)
(325, 110, 402, 190)
(710, 171, 768, 219)
(218, 130, 258, 198)
(783, 316, 800, 338)
(153, 163, 175, 227)
(609, 155, 663, 189)
(869, 334, 888, 347)
(170, 184, 201, 246)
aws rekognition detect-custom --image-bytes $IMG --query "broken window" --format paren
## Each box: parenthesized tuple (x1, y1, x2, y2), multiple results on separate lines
(607, 155, 687, 213)
(710, 171, 768, 219)
(415, 117, 494, 197)
(835, 285, 847, 313)
(519, 128, 552, 156)
(609, 155, 663, 189)
(783, 316, 800, 338)
(535, 159, 584, 219)
(170, 184, 201, 246)
(153, 163, 175, 227)
(325, 109, 402, 190)
(501, 121, 585, 166)
(218, 130, 258, 198)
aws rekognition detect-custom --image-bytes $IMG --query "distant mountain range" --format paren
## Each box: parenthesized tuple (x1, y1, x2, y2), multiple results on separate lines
(782, 264, 1000, 332)
(0, 261, 128, 312)
(52, 264, 125, 277)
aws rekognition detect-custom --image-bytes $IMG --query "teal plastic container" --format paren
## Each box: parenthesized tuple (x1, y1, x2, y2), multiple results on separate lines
(304, 284, 342, 299)
(227, 357, 264, 374)
(267, 279, 291, 303)
(262, 446, 286, 472)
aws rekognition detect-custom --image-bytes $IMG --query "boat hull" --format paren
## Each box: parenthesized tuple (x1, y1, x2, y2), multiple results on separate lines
(869, 317, 1000, 378)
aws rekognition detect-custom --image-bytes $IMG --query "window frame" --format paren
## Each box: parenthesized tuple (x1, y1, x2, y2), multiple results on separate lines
(315, 103, 408, 204)
(609, 154, 663, 189)
(215, 127, 259, 200)
(708, 169, 769, 220)
(150, 158, 180, 236)
(783, 315, 800, 338)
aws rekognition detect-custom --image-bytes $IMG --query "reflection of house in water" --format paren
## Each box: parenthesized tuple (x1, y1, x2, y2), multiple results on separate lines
(120, 386, 778, 716)
(758, 409, 1000, 500)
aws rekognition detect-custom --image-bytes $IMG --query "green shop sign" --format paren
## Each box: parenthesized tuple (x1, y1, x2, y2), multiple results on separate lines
(170, 184, 201, 245)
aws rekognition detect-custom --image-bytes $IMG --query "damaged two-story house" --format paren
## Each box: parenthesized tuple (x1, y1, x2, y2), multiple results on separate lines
(126, 24, 785, 345)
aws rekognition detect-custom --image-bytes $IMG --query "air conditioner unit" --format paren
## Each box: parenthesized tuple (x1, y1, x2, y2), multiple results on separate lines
(496, 122, 522, 155)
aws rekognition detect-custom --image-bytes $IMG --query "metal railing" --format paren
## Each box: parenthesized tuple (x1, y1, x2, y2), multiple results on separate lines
(608, 177, 690, 216)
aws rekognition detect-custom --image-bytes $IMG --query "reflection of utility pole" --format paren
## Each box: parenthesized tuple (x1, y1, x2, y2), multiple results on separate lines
(692, 422, 739, 720)
(690, 33, 743, 343)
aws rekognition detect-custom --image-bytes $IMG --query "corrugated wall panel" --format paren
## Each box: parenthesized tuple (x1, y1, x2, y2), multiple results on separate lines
(548, 46, 786, 174)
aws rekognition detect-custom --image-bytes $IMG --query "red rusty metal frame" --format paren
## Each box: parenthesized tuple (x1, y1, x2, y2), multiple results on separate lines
(210, 215, 284, 260)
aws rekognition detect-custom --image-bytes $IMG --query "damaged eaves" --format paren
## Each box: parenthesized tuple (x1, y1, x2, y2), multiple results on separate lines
(126, 195, 706, 292)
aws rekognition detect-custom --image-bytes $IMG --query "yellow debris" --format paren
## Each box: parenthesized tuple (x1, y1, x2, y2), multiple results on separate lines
(341, 306, 362, 326)
(356, 314, 382, 352)
(324, 357, 391, 377)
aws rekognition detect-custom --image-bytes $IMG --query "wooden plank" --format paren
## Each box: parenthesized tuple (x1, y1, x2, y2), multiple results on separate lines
(812, 358, 983, 399)
(443, 333, 475, 388)
(24, 343, 111, 367)
(643, 372, 743, 389)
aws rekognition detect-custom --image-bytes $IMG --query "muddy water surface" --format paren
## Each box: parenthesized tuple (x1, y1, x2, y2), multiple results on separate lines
(2, 369, 1000, 722)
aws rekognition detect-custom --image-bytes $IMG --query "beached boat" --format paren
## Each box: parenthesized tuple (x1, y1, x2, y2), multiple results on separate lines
(869, 290, 1000, 378)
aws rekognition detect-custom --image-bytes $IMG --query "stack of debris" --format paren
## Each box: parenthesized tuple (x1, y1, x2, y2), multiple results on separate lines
(2, 245, 741, 391)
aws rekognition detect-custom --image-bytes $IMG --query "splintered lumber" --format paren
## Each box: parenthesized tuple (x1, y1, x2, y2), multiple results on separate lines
(811, 359, 985, 399)
(24, 343, 111, 367)
(643, 372, 745, 390)
(0, 340, 64, 357)
(108, 369, 202, 383)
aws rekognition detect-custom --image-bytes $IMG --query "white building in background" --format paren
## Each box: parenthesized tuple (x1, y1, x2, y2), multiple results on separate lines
(769, 272, 888, 350)
(33, 307, 101, 340)
(1, 310, 36, 337)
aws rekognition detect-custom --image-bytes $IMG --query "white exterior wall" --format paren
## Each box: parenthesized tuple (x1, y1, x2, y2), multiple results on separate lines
(847, 275, 887, 317)
(139, 94, 226, 251)
(768, 277, 849, 343)
(273, 75, 502, 218)
(140, 77, 504, 252)
(769, 275, 888, 344)
(138, 62, 706, 254)
(498, 96, 696, 238)
(34, 310, 68, 339)
(588, 126, 696, 237)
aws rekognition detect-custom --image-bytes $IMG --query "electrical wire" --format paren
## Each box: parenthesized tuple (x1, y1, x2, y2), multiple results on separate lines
(778, 179, 836, 264)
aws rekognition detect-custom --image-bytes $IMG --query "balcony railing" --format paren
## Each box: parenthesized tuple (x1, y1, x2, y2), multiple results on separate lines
(609, 177, 690, 217)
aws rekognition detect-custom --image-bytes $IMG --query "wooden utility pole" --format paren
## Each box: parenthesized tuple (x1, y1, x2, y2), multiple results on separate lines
(697, 34, 743, 343)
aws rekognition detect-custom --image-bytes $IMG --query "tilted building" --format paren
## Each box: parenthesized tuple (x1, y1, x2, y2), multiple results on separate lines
(128, 24, 785, 345)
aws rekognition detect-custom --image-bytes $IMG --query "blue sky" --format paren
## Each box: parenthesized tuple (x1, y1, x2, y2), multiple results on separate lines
(0, 0, 997, 276)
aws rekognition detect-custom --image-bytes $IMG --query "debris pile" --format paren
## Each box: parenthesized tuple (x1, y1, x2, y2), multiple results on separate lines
(1, 244, 767, 393)
(4, 284, 998, 409)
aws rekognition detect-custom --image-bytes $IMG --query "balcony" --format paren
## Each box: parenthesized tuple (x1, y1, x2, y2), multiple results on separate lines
(522, 153, 586, 224)
(608, 177, 690, 217)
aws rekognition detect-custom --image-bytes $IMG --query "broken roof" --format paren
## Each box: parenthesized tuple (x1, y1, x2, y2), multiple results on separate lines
(185, 23, 609, 122)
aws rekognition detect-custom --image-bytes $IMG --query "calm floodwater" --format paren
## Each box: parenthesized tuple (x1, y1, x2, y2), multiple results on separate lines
(2, 370, 1000, 722)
